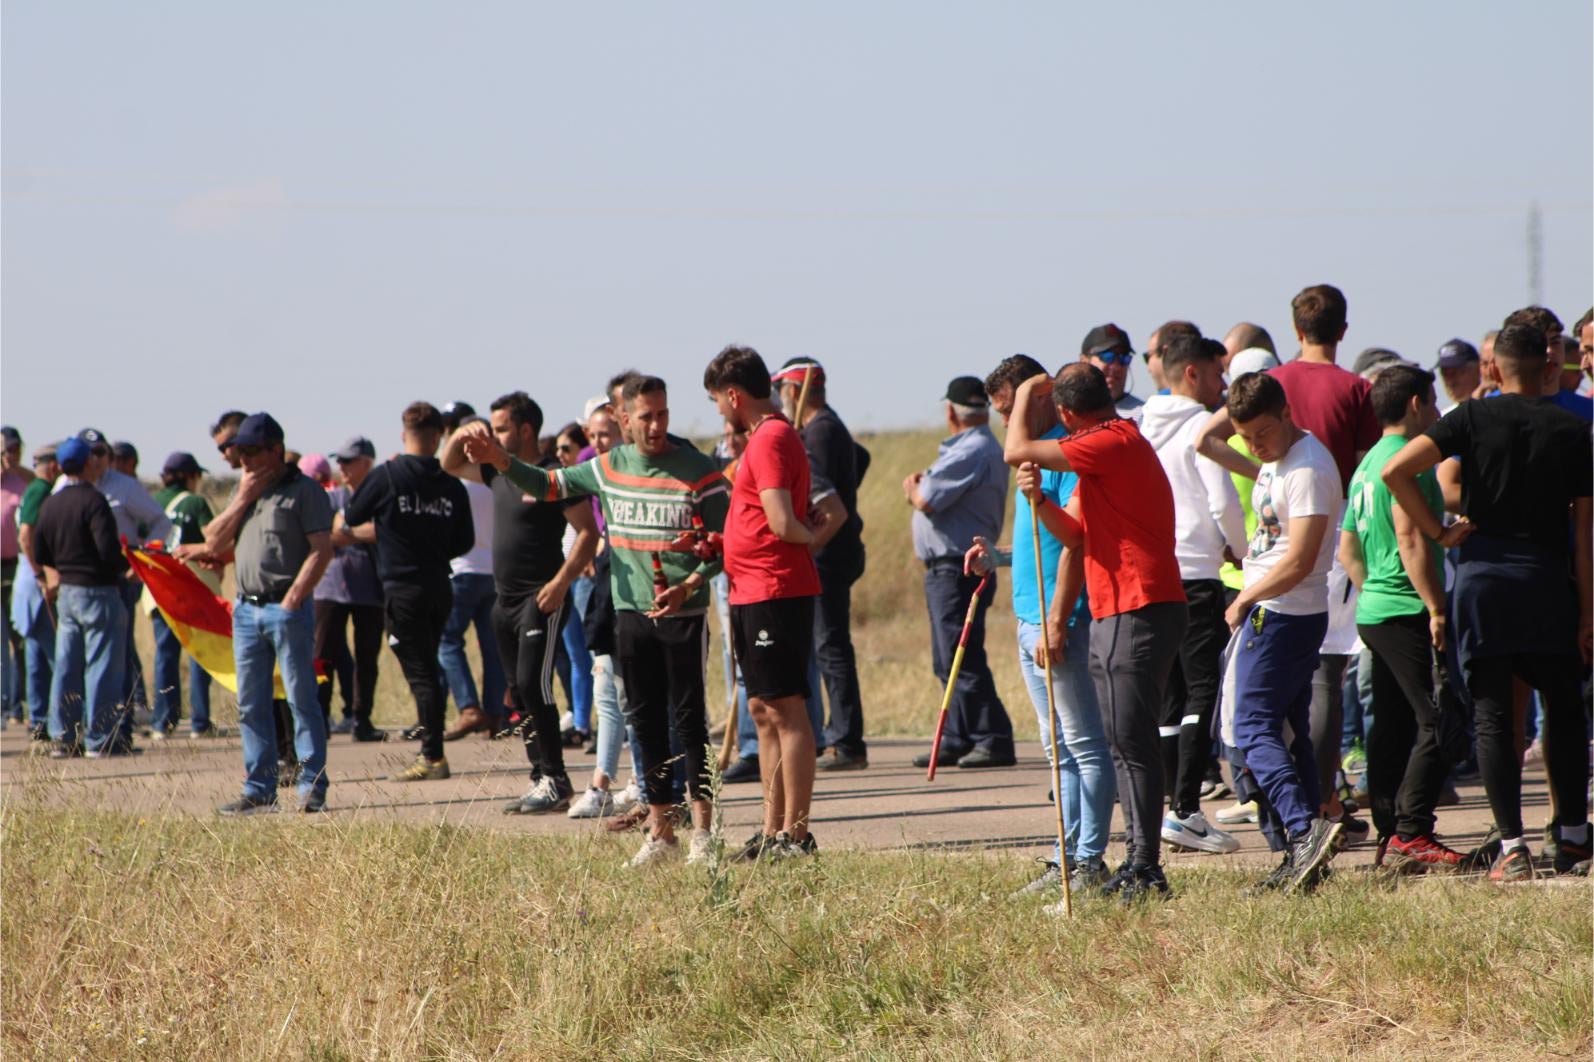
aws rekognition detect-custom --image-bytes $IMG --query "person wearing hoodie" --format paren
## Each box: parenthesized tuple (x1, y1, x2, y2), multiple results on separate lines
(1140, 333, 1248, 856)
(343, 402, 475, 782)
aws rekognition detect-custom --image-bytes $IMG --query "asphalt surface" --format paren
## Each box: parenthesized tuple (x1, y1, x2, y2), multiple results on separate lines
(1, 721, 1552, 874)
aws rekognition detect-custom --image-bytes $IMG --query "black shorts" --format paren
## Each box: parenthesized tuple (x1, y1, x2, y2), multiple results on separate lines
(730, 596, 815, 702)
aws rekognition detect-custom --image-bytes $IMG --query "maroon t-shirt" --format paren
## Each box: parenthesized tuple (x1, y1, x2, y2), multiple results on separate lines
(1268, 360, 1378, 495)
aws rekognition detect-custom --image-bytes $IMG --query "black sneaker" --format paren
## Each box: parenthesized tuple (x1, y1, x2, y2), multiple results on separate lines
(49, 740, 84, 759)
(818, 747, 868, 772)
(1331, 814, 1369, 850)
(722, 755, 761, 783)
(738, 830, 775, 862)
(1245, 852, 1296, 896)
(401, 724, 427, 741)
(912, 746, 966, 769)
(1097, 860, 1135, 898)
(1285, 818, 1343, 894)
(1541, 823, 1560, 869)
(1553, 835, 1592, 876)
(957, 746, 1017, 769)
(352, 721, 389, 743)
(772, 831, 818, 859)
(1118, 864, 1172, 905)
(328, 717, 355, 736)
(1459, 825, 1502, 874)
(217, 793, 279, 817)
(302, 792, 328, 814)
(29, 723, 50, 743)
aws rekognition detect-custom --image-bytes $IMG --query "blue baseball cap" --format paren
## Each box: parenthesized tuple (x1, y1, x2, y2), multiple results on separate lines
(233, 412, 285, 448)
(58, 437, 92, 474)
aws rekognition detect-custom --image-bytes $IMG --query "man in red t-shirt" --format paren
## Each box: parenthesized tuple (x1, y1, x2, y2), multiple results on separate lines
(1005, 363, 1188, 903)
(703, 344, 825, 860)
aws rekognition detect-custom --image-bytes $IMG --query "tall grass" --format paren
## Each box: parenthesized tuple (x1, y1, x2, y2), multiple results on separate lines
(3, 796, 1587, 1060)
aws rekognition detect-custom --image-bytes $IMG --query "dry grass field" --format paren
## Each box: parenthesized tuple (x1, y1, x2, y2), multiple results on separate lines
(8, 426, 1591, 1059)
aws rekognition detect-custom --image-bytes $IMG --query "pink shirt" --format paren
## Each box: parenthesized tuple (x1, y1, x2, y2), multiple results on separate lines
(1, 470, 24, 561)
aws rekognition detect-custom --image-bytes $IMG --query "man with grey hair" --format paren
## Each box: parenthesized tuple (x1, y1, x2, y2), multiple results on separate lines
(904, 376, 1015, 768)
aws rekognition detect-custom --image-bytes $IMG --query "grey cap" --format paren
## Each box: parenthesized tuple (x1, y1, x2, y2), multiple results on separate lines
(331, 435, 376, 462)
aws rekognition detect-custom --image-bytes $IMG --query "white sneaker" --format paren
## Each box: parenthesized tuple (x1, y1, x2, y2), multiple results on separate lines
(1215, 800, 1259, 825)
(627, 834, 681, 868)
(1161, 809, 1241, 854)
(685, 830, 715, 866)
(612, 778, 643, 814)
(567, 786, 615, 819)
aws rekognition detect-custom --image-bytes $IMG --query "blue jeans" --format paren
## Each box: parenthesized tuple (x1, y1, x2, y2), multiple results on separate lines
(48, 584, 128, 752)
(1233, 608, 1327, 838)
(23, 620, 54, 728)
(1017, 618, 1115, 863)
(234, 599, 327, 802)
(437, 572, 505, 716)
(561, 580, 593, 733)
(151, 609, 211, 733)
(736, 652, 826, 759)
(592, 652, 645, 785)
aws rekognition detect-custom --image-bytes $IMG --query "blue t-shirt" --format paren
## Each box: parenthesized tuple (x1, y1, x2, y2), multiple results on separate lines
(1550, 388, 1593, 422)
(1010, 425, 1091, 627)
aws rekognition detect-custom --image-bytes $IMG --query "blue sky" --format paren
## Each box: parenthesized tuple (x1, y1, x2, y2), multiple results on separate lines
(4, 2, 1590, 464)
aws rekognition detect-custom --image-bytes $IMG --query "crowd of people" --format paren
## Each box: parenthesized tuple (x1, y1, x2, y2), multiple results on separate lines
(2, 284, 1589, 895)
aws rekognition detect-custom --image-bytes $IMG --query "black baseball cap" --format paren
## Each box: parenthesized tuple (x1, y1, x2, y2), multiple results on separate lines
(1081, 324, 1133, 358)
(162, 451, 206, 476)
(440, 401, 476, 431)
(1435, 338, 1479, 370)
(112, 440, 138, 462)
(944, 376, 990, 408)
(76, 428, 109, 452)
(233, 412, 285, 448)
(331, 435, 376, 462)
(0, 427, 19, 450)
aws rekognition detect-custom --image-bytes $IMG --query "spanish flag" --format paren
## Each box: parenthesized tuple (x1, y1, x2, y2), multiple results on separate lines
(124, 545, 300, 698)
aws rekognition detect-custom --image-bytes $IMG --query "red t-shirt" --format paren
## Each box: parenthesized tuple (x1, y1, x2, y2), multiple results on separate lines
(1267, 360, 1378, 496)
(725, 414, 822, 605)
(1058, 418, 1186, 620)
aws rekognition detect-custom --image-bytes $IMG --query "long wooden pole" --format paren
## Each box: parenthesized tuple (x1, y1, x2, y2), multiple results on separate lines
(716, 623, 741, 771)
(925, 573, 989, 782)
(1032, 494, 1073, 918)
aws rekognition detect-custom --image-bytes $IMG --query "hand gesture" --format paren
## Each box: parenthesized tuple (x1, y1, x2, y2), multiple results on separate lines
(647, 582, 688, 619)
(460, 422, 509, 471)
(1436, 518, 1474, 550)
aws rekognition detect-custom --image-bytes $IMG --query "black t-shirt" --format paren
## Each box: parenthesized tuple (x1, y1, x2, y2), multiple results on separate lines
(801, 406, 869, 575)
(481, 459, 581, 599)
(1426, 394, 1592, 552)
(33, 481, 128, 586)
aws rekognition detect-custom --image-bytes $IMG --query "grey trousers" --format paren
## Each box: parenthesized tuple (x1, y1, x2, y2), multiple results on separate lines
(1089, 600, 1188, 867)
(1311, 653, 1350, 809)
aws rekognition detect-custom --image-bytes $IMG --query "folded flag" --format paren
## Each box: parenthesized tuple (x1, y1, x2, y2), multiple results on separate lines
(123, 544, 319, 697)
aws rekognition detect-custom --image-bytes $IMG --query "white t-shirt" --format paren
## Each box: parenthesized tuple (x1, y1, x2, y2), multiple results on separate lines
(1244, 431, 1340, 616)
(450, 479, 495, 576)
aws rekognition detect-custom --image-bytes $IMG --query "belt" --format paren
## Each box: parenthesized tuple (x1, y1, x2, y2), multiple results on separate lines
(238, 589, 288, 606)
(923, 556, 965, 569)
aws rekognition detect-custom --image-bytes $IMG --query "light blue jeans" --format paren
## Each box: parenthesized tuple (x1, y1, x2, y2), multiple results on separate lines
(592, 652, 643, 785)
(24, 620, 55, 728)
(438, 572, 505, 716)
(151, 609, 211, 733)
(48, 584, 128, 752)
(1016, 618, 1114, 864)
(234, 599, 327, 802)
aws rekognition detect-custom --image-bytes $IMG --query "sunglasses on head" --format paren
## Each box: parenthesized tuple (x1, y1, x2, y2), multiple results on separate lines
(1093, 351, 1134, 367)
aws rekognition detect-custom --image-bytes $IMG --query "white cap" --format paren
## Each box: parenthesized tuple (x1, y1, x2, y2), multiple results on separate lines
(582, 395, 611, 420)
(1227, 347, 1281, 380)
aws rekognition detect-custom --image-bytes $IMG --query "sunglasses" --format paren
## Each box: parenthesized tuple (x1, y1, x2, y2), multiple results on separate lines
(217, 438, 237, 454)
(1093, 351, 1135, 367)
(91, 446, 110, 458)
(556, 442, 578, 452)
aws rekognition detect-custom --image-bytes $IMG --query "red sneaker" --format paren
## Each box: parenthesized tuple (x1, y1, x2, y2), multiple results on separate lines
(1386, 833, 1464, 873)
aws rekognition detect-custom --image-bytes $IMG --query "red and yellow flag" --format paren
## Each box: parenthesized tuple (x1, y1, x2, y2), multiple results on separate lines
(124, 546, 308, 697)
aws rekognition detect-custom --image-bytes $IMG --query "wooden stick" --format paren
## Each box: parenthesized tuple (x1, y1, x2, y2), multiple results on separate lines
(716, 627, 741, 771)
(794, 363, 815, 429)
(1032, 494, 1073, 918)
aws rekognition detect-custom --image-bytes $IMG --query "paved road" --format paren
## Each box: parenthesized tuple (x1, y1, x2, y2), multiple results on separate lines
(3, 724, 1548, 874)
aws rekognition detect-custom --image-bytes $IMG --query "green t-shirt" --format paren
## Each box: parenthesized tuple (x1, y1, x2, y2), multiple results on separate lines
(504, 443, 728, 615)
(16, 477, 51, 528)
(153, 485, 215, 547)
(1342, 433, 1442, 625)
(1219, 437, 1258, 592)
